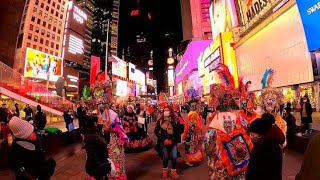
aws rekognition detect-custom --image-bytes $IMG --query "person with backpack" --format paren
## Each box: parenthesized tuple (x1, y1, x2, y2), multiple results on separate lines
(9, 116, 56, 180)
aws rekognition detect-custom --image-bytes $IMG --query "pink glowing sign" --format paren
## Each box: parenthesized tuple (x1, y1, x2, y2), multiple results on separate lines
(175, 40, 212, 84)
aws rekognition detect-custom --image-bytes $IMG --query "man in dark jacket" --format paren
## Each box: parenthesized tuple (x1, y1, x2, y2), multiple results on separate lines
(23, 104, 33, 120)
(283, 107, 296, 148)
(0, 104, 9, 141)
(9, 117, 56, 180)
(34, 105, 47, 130)
(85, 115, 114, 180)
(300, 95, 312, 134)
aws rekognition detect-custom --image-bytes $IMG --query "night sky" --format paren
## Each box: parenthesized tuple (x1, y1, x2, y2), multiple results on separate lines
(118, 0, 182, 92)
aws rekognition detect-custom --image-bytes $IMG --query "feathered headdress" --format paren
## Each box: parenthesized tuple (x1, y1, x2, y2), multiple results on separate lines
(261, 68, 274, 89)
(91, 71, 113, 107)
(209, 63, 238, 111)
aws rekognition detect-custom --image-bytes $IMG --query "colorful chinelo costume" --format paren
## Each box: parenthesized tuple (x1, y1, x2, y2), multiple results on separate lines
(204, 64, 253, 180)
(91, 72, 129, 180)
(182, 107, 204, 164)
(259, 69, 287, 135)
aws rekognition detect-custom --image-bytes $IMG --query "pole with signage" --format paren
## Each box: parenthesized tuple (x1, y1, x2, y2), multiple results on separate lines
(105, 19, 110, 81)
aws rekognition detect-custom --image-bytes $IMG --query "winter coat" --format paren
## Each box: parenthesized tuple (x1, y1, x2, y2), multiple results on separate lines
(9, 139, 56, 180)
(300, 102, 312, 123)
(154, 119, 181, 145)
(296, 133, 320, 180)
(246, 123, 285, 180)
(85, 128, 111, 179)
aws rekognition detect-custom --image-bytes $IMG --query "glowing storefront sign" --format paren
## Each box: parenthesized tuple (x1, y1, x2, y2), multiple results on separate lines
(112, 56, 127, 79)
(128, 63, 136, 81)
(135, 70, 146, 95)
(296, 0, 320, 51)
(168, 69, 174, 87)
(24, 48, 63, 81)
(175, 40, 211, 84)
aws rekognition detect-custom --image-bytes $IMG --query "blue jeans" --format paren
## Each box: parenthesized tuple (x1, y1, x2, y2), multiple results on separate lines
(162, 144, 178, 169)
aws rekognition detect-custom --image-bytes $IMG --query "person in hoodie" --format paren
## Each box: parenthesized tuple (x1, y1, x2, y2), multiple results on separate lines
(122, 105, 152, 152)
(85, 115, 116, 180)
(9, 116, 56, 180)
(246, 113, 286, 180)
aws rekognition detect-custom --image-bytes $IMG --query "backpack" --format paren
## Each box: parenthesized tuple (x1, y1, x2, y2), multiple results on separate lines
(35, 112, 47, 130)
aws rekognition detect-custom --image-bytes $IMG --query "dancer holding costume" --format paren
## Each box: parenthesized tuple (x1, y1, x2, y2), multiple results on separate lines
(91, 72, 129, 180)
(204, 64, 253, 179)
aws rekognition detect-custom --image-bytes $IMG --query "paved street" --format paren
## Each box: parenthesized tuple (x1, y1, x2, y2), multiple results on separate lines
(1, 111, 317, 180)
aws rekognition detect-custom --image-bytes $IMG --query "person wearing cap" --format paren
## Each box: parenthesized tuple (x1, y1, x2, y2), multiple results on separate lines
(9, 116, 56, 180)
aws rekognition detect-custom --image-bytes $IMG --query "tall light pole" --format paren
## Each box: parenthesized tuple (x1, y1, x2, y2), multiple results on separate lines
(105, 19, 110, 80)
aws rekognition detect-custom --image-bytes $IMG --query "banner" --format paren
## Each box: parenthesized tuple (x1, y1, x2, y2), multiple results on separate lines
(90, 56, 100, 86)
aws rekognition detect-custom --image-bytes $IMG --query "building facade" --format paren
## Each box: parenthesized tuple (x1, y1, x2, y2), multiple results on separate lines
(14, 0, 68, 72)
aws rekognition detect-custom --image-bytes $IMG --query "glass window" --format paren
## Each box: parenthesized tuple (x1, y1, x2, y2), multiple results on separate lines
(53, 26, 56, 32)
(33, 7, 37, 13)
(46, 40, 49, 46)
(39, 47, 42, 51)
(28, 33, 32, 40)
(62, 7, 64, 12)
(29, 24, 33, 30)
(55, 12, 58, 17)
(41, 29, 45, 35)
(47, 32, 50, 38)
(31, 16, 35, 22)
(49, 16, 53, 22)
(54, 19, 57, 25)
(56, 44, 59, 50)
(57, 36, 60, 42)
(46, 6, 49, 11)
(57, 5, 60, 10)
(58, 0, 61, 3)
(52, 34, 55, 40)
(58, 21, 62, 27)
(58, 29, 61, 34)
(27, 43, 30, 47)
(40, 38, 44, 44)
(48, 0, 51, 4)
(60, 14, 63, 19)
(50, 50, 53, 54)
(36, 27, 39, 33)
(34, 35, 38, 42)
(39, 10, 42, 16)
(44, 13, 48, 19)
(51, 42, 54, 48)
(45, 48, 48, 53)
(37, 19, 41, 24)
(52, 2, 56, 7)
(35, 0, 39, 5)
(55, 52, 58, 56)
(43, 21, 46, 27)
(41, 3, 44, 8)
(48, 24, 51, 29)
(33, 45, 37, 49)
(51, 9, 54, 14)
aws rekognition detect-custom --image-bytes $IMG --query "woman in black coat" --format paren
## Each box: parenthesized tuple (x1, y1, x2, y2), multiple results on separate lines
(246, 113, 286, 180)
(84, 115, 114, 180)
(300, 96, 312, 134)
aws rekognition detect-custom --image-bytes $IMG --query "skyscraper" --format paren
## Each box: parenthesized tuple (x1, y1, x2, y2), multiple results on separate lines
(0, 0, 26, 68)
(180, 0, 212, 40)
(14, 0, 68, 73)
(76, 0, 95, 69)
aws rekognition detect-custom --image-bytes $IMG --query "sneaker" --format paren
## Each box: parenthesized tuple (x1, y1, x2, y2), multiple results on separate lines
(162, 168, 168, 178)
(170, 169, 181, 180)
(185, 162, 193, 167)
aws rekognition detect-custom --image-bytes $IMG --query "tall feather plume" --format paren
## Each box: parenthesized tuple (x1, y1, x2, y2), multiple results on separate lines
(214, 63, 235, 89)
(261, 68, 274, 89)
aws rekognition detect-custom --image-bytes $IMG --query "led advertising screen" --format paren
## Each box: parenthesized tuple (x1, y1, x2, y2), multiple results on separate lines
(24, 48, 63, 81)
(90, 56, 101, 86)
(112, 57, 127, 79)
(67, 1, 87, 36)
(128, 62, 136, 81)
(116, 79, 128, 96)
(296, 0, 320, 51)
(63, 31, 85, 65)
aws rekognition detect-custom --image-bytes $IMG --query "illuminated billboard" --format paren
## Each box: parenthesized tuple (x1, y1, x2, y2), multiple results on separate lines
(90, 56, 101, 86)
(128, 63, 136, 81)
(63, 31, 84, 65)
(24, 48, 63, 81)
(168, 69, 174, 87)
(116, 79, 128, 96)
(112, 56, 127, 79)
(135, 70, 146, 95)
(62, 1, 87, 65)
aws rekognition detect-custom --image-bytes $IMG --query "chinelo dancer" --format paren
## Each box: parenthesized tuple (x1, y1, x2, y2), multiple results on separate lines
(123, 105, 152, 152)
(204, 64, 253, 180)
(91, 72, 129, 180)
(181, 99, 205, 167)
(259, 69, 287, 136)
